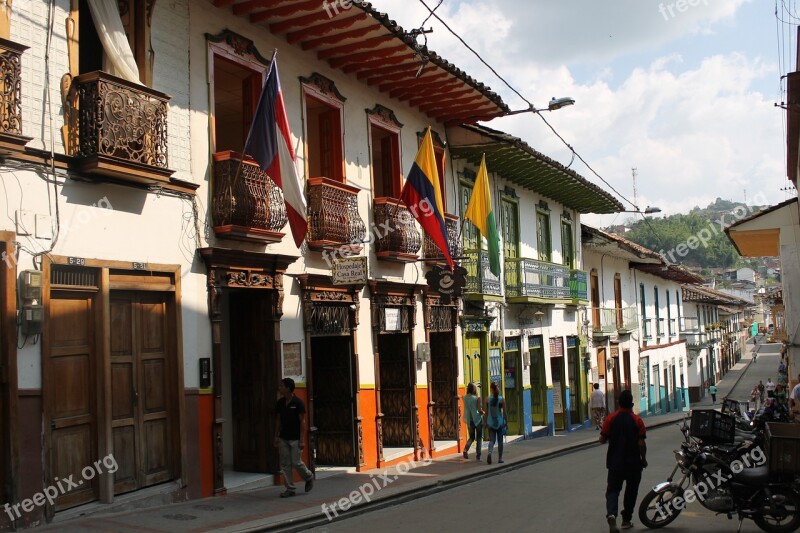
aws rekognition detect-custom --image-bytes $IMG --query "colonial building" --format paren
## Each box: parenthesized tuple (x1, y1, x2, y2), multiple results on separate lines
(582, 225, 703, 416)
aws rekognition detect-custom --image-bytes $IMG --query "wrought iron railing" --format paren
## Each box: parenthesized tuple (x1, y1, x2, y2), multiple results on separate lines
(669, 318, 677, 337)
(70, 71, 169, 168)
(680, 317, 700, 333)
(307, 178, 366, 249)
(505, 257, 571, 299)
(463, 249, 502, 296)
(0, 38, 26, 136)
(424, 213, 462, 263)
(373, 198, 421, 259)
(569, 269, 588, 301)
(642, 318, 653, 339)
(211, 151, 287, 233)
(591, 306, 639, 335)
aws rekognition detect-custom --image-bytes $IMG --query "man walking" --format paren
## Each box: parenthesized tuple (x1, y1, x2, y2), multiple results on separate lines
(600, 390, 647, 532)
(274, 377, 314, 498)
(765, 377, 777, 399)
(591, 383, 606, 430)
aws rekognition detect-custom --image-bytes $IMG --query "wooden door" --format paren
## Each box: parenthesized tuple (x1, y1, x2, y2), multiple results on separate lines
(430, 332, 456, 440)
(591, 271, 600, 330)
(46, 291, 98, 509)
(378, 333, 413, 447)
(463, 334, 482, 399)
(614, 275, 623, 328)
(230, 291, 277, 473)
(528, 336, 546, 426)
(110, 292, 173, 494)
(311, 336, 355, 466)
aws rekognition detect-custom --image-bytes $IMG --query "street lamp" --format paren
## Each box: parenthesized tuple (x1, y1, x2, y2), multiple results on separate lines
(506, 96, 576, 116)
(620, 206, 662, 215)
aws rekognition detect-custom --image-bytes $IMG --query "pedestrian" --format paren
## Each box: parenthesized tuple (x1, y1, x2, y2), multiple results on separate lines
(758, 380, 765, 400)
(274, 377, 314, 498)
(462, 382, 484, 461)
(790, 375, 800, 419)
(765, 378, 776, 399)
(751, 384, 761, 409)
(591, 383, 606, 430)
(775, 383, 787, 406)
(709, 383, 717, 404)
(484, 381, 506, 465)
(600, 390, 647, 533)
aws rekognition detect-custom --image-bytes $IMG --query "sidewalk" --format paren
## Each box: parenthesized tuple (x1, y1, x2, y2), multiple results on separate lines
(38, 347, 759, 533)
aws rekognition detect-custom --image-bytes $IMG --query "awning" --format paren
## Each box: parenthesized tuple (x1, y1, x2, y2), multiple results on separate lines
(209, 0, 509, 124)
(631, 263, 705, 284)
(448, 124, 623, 214)
(724, 198, 799, 257)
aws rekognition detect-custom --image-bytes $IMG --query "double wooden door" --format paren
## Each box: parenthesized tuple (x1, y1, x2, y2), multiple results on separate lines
(110, 292, 174, 494)
(311, 336, 355, 465)
(430, 332, 456, 440)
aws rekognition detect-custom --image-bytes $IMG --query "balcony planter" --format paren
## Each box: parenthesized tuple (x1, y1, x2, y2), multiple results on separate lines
(69, 71, 173, 185)
(211, 151, 287, 243)
(306, 177, 366, 253)
(424, 213, 461, 265)
(373, 197, 420, 263)
(0, 38, 31, 154)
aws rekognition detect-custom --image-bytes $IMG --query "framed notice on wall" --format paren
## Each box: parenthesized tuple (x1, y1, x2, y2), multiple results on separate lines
(553, 380, 564, 414)
(283, 342, 302, 377)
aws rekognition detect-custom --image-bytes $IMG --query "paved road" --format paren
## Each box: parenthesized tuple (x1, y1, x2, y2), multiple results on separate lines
(308, 422, 766, 533)
(728, 340, 784, 406)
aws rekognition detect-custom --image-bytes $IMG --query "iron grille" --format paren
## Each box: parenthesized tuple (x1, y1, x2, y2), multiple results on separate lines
(310, 304, 351, 336)
(428, 305, 454, 332)
(379, 306, 409, 334)
(51, 265, 98, 288)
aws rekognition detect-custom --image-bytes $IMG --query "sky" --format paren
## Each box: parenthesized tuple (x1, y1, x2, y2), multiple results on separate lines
(367, 0, 798, 226)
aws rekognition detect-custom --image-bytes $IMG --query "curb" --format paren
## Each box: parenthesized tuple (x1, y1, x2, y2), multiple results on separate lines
(236, 416, 685, 532)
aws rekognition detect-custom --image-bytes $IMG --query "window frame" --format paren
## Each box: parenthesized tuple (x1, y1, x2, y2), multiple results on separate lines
(560, 214, 574, 268)
(536, 204, 552, 263)
(367, 105, 403, 200)
(301, 74, 346, 183)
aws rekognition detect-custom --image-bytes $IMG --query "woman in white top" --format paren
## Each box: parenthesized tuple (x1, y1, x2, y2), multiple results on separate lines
(462, 382, 484, 460)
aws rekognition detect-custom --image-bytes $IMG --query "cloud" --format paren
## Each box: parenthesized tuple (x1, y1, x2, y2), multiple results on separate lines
(368, 0, 786, 226)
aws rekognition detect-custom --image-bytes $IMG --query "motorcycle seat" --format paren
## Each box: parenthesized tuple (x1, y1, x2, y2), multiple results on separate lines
(732, 465, 770, 486)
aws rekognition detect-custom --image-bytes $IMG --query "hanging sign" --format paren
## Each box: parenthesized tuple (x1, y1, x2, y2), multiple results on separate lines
(425, 264, 467, 304)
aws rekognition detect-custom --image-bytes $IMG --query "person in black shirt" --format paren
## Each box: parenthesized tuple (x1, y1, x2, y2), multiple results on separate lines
(599, 390, 647, 532)
(274, 378, 313, 497)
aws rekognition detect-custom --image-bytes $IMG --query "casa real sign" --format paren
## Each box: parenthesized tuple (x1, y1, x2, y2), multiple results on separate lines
(332, 256, 367, 285)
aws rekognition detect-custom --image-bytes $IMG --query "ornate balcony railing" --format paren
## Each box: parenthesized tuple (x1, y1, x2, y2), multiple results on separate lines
(373, 197, 421, 262)
(424, 213, 462, 264)
(70, 71, 172, 184)
(463, 249, 502, 296)
(591, 306, 639, 337)
(211, 151, 287, 243)
(569, 269, 589, 302)
(307, 178, 366, 252)
(0, 38, 30, 152)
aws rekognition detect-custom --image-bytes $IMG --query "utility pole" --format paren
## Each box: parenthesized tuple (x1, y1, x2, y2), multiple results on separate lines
(632, 168, 639, 211)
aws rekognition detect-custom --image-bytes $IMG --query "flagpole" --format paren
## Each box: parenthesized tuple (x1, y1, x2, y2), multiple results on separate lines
(226, 48, 279, 221)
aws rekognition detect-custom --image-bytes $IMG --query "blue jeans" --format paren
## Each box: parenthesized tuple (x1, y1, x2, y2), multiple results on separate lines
(487, 426, 503, 460)
(606, 468, 642, 521)
(465, 421, 483, 457)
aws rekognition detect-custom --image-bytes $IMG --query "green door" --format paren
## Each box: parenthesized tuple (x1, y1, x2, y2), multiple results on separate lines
(504, 337, 521, 435)
(528, 335, 547, 426)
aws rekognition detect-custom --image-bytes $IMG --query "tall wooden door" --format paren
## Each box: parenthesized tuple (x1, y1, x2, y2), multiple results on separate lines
(230, 291, 277, 473)
(46, 291, 98, 509)
(110, 292, 174, 494)
(311, 336, 355, 465)
(528, 336, 546, 426)
(379, 333, 413, 447)
(463, 334, 482, 399)
(430, 332, 456, 440)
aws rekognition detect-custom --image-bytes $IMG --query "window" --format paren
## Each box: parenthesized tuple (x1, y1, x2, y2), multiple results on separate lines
(561, 216, 573, 267)
(501, 197, 519, 259)
(212, 55, 263, 153)
(640, 283, 648, 338)
(420, 130, 447, 205)
(367, 105, 402, 199)
(614, 274, 623, 327)
(302, 75, 345, 182)
(536, 205, 552, 262)
(461, 175, 480, 251)
(666, 291, 672, 335)
(76, 0, 153, 84)
(676, 290, 682, 329)
(654, 287, 661, 337)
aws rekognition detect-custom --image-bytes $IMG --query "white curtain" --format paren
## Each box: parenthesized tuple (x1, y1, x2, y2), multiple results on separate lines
(86, 0, 142, 84)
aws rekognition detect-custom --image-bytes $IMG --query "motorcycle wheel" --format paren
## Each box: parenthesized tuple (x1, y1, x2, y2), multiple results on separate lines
(638, 487, 684, 529)
(753, 488, 800, 533)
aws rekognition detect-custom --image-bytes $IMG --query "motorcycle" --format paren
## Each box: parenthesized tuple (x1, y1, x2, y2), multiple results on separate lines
(638, 418, 800, 532)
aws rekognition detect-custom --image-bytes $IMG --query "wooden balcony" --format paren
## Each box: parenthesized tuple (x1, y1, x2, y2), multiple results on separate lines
(373, 197, 421, 263)
(463, 249, 502, 298)
(307, 178, 366, 252)
(423, 213, 462, 265)
(69, 71, 173, 185)
(211, 151, 287, 243)
(591, 306, 639, 338)
(0, 38, 31, 153)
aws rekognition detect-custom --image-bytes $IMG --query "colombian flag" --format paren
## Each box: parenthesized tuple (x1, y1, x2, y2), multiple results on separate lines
(243, 57, 308, 247)
(465, 155, 500, 276)
(400, 128, 454, 270)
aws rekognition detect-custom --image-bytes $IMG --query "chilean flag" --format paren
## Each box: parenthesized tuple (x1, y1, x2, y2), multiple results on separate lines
(244, 58, 307, 247)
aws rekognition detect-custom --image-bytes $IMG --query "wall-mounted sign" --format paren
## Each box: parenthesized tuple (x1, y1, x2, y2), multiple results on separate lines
(332, 256, 367, 285)
(549, 337, 564, 358)
(282, 342, 302, 377)
(425, 264, 467, 304)
(553, 381, 564, 414)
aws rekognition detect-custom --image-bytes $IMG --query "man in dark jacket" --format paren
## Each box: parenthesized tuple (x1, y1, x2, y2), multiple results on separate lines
(274, 378, 314, 498)
(600, 390, 647, 532)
